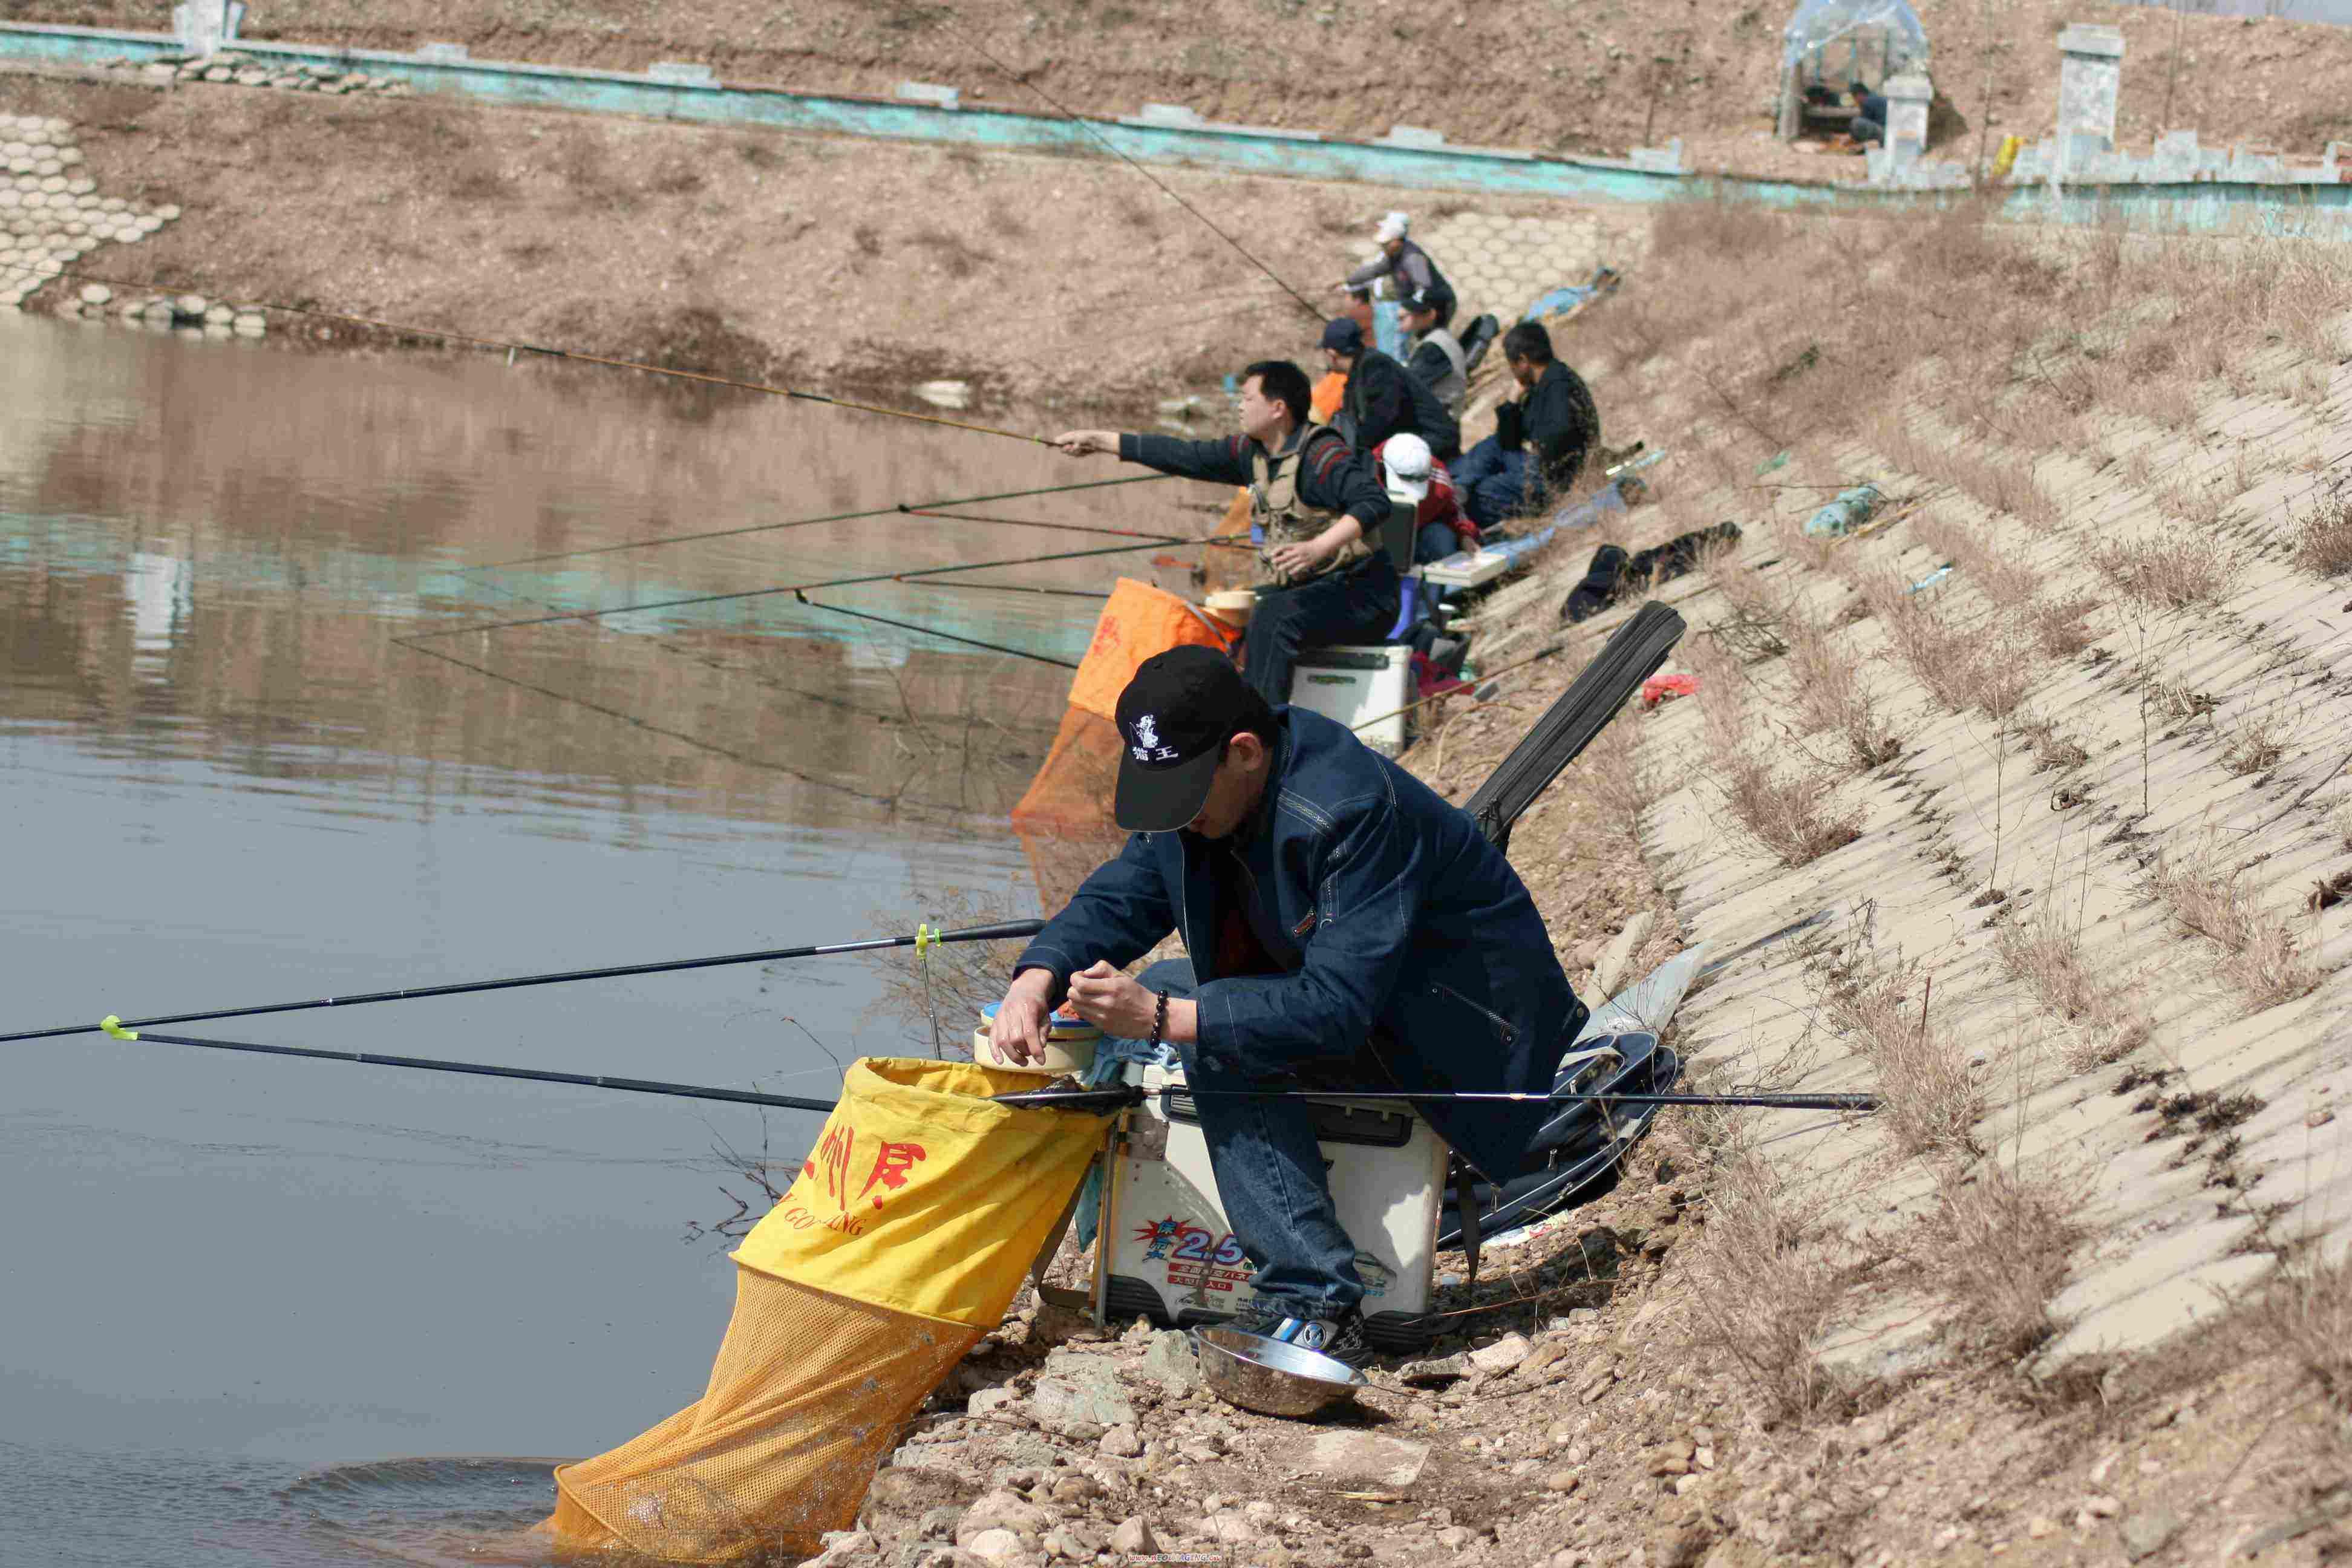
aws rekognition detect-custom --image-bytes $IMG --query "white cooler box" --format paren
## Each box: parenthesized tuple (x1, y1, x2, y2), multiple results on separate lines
(1287, 644, 1414, 756)
(1097, 1062, 1446, 1351)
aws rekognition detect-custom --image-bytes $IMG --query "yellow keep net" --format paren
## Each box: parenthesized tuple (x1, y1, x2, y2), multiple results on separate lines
(540, 1058, 1107, 1563)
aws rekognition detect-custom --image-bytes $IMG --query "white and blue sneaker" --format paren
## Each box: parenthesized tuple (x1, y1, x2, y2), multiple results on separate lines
(1227, 1301, 1371, 1369)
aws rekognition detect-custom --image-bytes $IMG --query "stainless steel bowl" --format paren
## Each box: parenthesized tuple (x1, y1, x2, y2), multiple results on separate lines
(1194, 1327, 1368, 1419)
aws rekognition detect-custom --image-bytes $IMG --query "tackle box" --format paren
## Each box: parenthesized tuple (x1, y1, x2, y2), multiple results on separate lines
(1095, 1061, 1446, 1351)
(1285, 644, 1415, 756)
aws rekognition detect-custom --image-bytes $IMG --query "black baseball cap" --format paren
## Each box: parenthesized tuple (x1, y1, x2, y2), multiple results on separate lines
(1114, 645, 1256, 831)
(1319, 318, 1365, 354)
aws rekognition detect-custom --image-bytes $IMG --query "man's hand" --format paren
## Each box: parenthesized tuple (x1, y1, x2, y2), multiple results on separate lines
(1051, 430, 1119, 458)
(1065, 959, 1198, 1045)
(987, 967, 1059, 1066)
(1266, 533, 1337, 579)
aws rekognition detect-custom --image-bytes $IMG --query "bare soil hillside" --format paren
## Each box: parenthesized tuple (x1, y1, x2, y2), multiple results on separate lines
(13, 0, 2352, 177)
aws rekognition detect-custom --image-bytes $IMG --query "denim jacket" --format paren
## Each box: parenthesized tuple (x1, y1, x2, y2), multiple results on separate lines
(1015, 707, 1583, 1180)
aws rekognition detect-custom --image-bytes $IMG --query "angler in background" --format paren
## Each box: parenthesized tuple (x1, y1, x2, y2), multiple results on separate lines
(988, 646, 1581, 1366)
(1322, 318, 1459, 461)
(1374, 432, 1475, 567)
(1398, 286, 1469, 422)
(1451, 320, 1601, 532)
(1337, 210, 1456, 330)
(1050, 359, 1397, 706)
(1312, 287, 1376, 423)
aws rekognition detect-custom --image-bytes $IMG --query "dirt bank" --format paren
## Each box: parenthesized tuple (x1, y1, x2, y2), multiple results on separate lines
(0, 67, 1631, 416)
(18, 0, 2352, 180)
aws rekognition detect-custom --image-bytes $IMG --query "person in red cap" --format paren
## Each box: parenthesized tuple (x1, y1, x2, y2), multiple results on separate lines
(988, 646, 1582, 1368)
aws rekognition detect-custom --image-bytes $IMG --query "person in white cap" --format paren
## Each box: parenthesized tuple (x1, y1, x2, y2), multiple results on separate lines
(1335, 211, 1455, 329)
(1375, 431, 1475, 566)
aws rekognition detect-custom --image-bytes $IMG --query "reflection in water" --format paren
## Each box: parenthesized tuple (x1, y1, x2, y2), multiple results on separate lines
(0, 314, 1189, 1566)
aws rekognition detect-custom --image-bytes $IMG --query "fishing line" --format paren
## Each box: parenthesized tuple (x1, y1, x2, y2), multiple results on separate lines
(3, 920, 1047, 1046)
(466, 474, 1179, 573)
(408, 537, 1193, 642)
(791, 591, 1081, 669)
(41, 261, 1056, 446)
(907, 581, 1112, 601)
(991, 1084, 1880, 1114)
(900, 509, 1176, 540)
(927, 5, 1325, 324)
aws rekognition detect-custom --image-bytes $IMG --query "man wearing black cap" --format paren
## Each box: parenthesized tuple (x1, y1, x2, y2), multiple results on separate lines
(988, 646, 1581, 1366)
(1323, 317, 1460, 461)
(1051, 359, 1399, 708)
(1398, 287, 1468, 420)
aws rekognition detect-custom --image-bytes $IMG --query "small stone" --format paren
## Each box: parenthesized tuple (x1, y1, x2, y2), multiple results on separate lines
(1544, 1469, 1581, 1494)
(1109, 1517, 1157, 1555)
(1694, 1446, 1716, 1471)
(963, 1526, 1027, 1564)
(1671, 1474, 1703, 1495)
(1469, 1333, 1534, 1373)
(2120, 1509, 2181, 1561)
(2083, 1494, 2120, 1519)
(2027, 1517, 2056, 1539)
(1437, 1526, 1473, 1549)
(2309, 1109, 2335, 1128)
(967, 1387, 1018, 1419)
(77, 282, 109, 304)
(1099, 1424, 1142, 1458)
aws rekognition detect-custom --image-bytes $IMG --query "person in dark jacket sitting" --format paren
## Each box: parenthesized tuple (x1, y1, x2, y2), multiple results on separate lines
(1848, 80, 1889, 146)
(1051, 359, 1399, 708)
(1450, 320, 1601, 531)
(1323, 318, 1460, 460)
(990, 645, 1581, 1367)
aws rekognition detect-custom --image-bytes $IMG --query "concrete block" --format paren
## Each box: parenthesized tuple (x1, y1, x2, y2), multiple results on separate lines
(893, 80, 961, 110)
(2036, 1254, 2272, 1367)
(2057, 24, 2125, 158)
(2049, 1215, 2257, 1326)
(1377, 125, 1449, 150)
(413, 42, 470, 63)
(646, 61, 717, 88)
(1883, 70, 1932, 160)
(1125, 103, 1207, 129)
(1627, 137, 1687, 174)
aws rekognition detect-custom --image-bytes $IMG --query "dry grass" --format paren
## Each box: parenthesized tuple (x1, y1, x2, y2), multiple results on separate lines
(1819, 961, 1984, 1159)
(1786, 611, 1903, 772)
(1919, 1160, 2088, 1359)
(1994, 907, 2153, 1071)
(2219, 703, 2292, 777)
(2291, 480, 2352, 578)
(2161, 475, 2233, 529)
(1864, 576, 2033, 719)
(2017, 711, 2092, 773)
(1677, 1113, 1861, 1424)
(1684, 636, 1865, 863)
(2149, 839, 2322, 1010)
(1908, 513, 2101, 658)
(2092, 533, 2244, 610)
(2246, 1248, 2352, 1415)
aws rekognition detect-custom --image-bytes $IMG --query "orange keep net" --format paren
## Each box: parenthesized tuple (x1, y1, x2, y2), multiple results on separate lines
(1010, 577, 1238, 908)
(539, 1059, 1105, 1563)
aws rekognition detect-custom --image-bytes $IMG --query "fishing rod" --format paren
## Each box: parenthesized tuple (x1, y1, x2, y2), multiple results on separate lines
(73, 1017, 1872, 1121)
(42, 262, 1055, 448)
(1, 920, 1045, 1046)
(465, 475, 1181, 574)
(929, 7, 1325, 324)
(407, 537, 1192, 643)
(990, 1083, 1880, 1114)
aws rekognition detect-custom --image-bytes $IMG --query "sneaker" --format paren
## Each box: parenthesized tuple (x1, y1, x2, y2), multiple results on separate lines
(1225, 1301, 1372, 1370)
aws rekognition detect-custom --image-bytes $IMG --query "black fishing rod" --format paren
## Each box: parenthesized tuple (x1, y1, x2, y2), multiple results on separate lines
(1, 920, 1045, 1046)
(92, 1018, 845, 1116)
(76, 1019, 1872, 1120)
(990, 1084, 1880, 1114)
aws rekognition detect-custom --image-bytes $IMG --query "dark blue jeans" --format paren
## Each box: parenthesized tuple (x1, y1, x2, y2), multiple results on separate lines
(1414, 520, 1461, 564)
(1244, 557, 1400, 709)
(1452, 437, 1534, 531)
(1141, 958, 1364, 1317)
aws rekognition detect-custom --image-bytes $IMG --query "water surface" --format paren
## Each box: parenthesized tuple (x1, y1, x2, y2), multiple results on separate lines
(0, 315, 1188, 1564)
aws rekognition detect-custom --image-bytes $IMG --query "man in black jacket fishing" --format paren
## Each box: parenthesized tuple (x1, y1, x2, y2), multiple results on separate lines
(1452, 321, 1600, 531)
(1051, 359, 1399, 707)
(989, 645, 1580, 1367)
(1322, 318, 1460, 460)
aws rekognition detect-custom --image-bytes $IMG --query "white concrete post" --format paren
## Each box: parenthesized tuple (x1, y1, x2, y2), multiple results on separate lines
(2056, 24, 2125, 173)
(1883, 70, 1932, 164)
(171, 0, 243, 56)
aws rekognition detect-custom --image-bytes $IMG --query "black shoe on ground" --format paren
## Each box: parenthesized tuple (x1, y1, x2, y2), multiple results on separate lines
(1224, 1300, 1372, 1370)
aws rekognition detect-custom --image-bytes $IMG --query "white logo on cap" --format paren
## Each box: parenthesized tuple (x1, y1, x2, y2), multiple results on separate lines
(1129, 713, 1178, 763)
